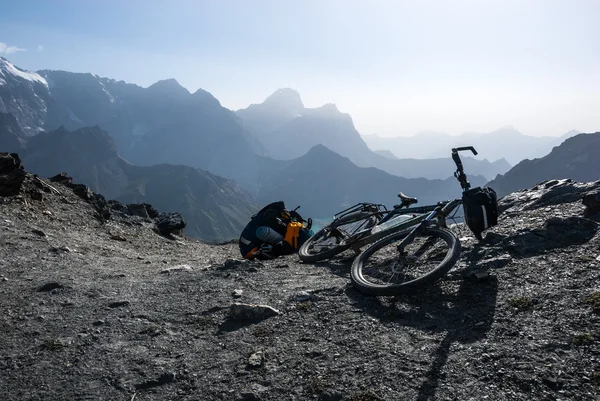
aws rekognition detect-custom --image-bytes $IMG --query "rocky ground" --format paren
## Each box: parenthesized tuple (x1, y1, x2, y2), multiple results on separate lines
(1, 153, 599, 401)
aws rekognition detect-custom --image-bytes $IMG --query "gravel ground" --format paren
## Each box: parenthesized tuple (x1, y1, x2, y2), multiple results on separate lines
(1, 162, 599, 401)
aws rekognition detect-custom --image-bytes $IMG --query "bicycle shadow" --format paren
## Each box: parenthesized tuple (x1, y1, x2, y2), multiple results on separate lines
(344, 270, 498, 400)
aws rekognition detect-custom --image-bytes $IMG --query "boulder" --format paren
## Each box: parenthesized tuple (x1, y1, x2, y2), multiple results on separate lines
(582, 191, 600, 215)
(0, 153, 26, 196)
(155, 212, 186, 235)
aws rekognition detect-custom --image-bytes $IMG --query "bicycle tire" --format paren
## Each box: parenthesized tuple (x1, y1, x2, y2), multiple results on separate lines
(298, 211, 377, 263)
(351, 225, 461, 295)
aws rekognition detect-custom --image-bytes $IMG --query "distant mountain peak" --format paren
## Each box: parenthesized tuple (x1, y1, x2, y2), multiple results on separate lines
(147, 78, 189, 95)
(192, 88, 221, 106)
(318, 103, 339, 112)
(304, 143, 346, 160)
(262, 88, 304, 111)
(489, 125, 522, 136)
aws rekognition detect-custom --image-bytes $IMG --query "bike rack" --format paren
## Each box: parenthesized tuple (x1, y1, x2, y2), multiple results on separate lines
(333, 202, 388, 221)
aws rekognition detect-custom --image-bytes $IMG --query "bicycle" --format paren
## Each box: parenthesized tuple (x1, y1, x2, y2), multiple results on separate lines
(298, 147, 476, 263)
(299, 146, 497, 294)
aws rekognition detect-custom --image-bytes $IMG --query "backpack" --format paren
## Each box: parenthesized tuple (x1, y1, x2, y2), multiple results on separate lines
(462, 186, 499, 240)
(239, 201, 312, 260)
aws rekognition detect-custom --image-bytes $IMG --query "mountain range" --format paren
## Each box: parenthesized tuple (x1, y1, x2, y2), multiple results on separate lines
(486, 132, 600, 197)
(254, 144, 487, 218)
(2, 56, 598, 241)
(362, 126, 580, 166)
(236, 88, 511, 181)
(0, 57, 266, 192)
(1, 122, 257, 241)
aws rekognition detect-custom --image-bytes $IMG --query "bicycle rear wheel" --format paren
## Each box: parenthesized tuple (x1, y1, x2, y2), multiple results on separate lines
(298, 211, 379, 263)
(351, 225, 460, 295)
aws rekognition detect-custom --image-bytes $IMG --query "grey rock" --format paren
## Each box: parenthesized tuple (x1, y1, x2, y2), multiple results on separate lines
(108, 301, 130, 308)
(155, 212, 186, 236)
(36, 282, 63, 292)
(218, 258, 264, 271)
(582, 190, 600, 214)
(319, 390, 344, 401)
(229, 303, 280, 321)
(134, 372, 176, 390)
(247, 351, 264, 369)
(0, 153, 26, 196)
(160, 264, 193, 274)
(293, 291, 312, 302)
(232, 289, 243, 298)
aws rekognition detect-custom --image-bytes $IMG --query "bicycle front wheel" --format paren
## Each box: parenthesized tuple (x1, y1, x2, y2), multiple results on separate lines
(298, 212, 379, 263)
(351, 225, 460, 295)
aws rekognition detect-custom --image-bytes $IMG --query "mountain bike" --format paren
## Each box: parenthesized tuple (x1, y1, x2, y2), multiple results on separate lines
(351, 146, 503, 295)
(300, 146, 498, 294)
(298, 147, 478, 263)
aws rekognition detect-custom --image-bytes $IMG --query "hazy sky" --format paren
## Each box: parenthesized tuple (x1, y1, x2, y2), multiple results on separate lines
(1, 0, 598, 137)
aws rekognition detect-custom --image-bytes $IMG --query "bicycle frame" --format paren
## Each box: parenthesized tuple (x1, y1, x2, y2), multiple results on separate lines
(331, 199, 459, 251)
(320, 146, 477, 254)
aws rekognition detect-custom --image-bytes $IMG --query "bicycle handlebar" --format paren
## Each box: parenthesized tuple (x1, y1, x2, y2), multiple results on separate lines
(452, 146, 478, 155)
(451, 146, 478, 191)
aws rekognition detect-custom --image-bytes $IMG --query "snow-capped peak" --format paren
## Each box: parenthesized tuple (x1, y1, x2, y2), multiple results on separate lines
(0, 57, 48, 87)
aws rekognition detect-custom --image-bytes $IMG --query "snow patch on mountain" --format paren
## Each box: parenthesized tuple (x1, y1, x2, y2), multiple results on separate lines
(98, 80, 115, 103)
(0, 58, 48, 86)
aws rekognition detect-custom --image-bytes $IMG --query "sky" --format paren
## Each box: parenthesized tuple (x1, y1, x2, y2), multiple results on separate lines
(0, 0, 599, 137)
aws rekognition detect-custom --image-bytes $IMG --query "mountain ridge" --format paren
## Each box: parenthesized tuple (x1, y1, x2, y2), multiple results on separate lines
(486, 132, 600, 197)
(13, 123, 258, 241)
(236, 88, 511, 180)
(362, 126, 581, 165)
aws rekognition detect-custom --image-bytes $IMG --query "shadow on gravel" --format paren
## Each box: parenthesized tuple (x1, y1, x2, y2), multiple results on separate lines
(345, 272, 498, 401)
(495, 216, 599, 258)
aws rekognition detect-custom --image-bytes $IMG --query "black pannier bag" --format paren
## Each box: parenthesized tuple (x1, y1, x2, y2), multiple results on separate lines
(462, 186, 498, 240)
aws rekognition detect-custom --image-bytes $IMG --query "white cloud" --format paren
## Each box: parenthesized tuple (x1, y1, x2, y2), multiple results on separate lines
(0, 42, 27, 55)
(37, 45, 44, 52)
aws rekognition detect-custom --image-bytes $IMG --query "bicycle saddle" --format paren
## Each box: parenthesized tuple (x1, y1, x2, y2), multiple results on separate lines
(397, 192, 418, 205)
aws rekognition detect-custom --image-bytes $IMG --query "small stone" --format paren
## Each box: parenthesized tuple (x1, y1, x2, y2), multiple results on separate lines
(232, 289, 243, 298)
(110, 234, 127, 241)
(247, 351, 264, 368)
(229, 303, 280, 321)
(239, 392, 260, 401)
(42, 210, 52, 216)
(474, 271, 490, 280)
(320, 390, 344, 401)
(108, 301, 130, 308)
(293, 291, 312, 302)
(50, 246, 72, 253)
(2, 277, 7, 282)
(31, 229, 47, 237)
(160, 264, 193, 274)
(248, 266, 259, 273)
(92, 320, 105, 326)
(36, 282, 63, 292)
(134, 372, 176, 390)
